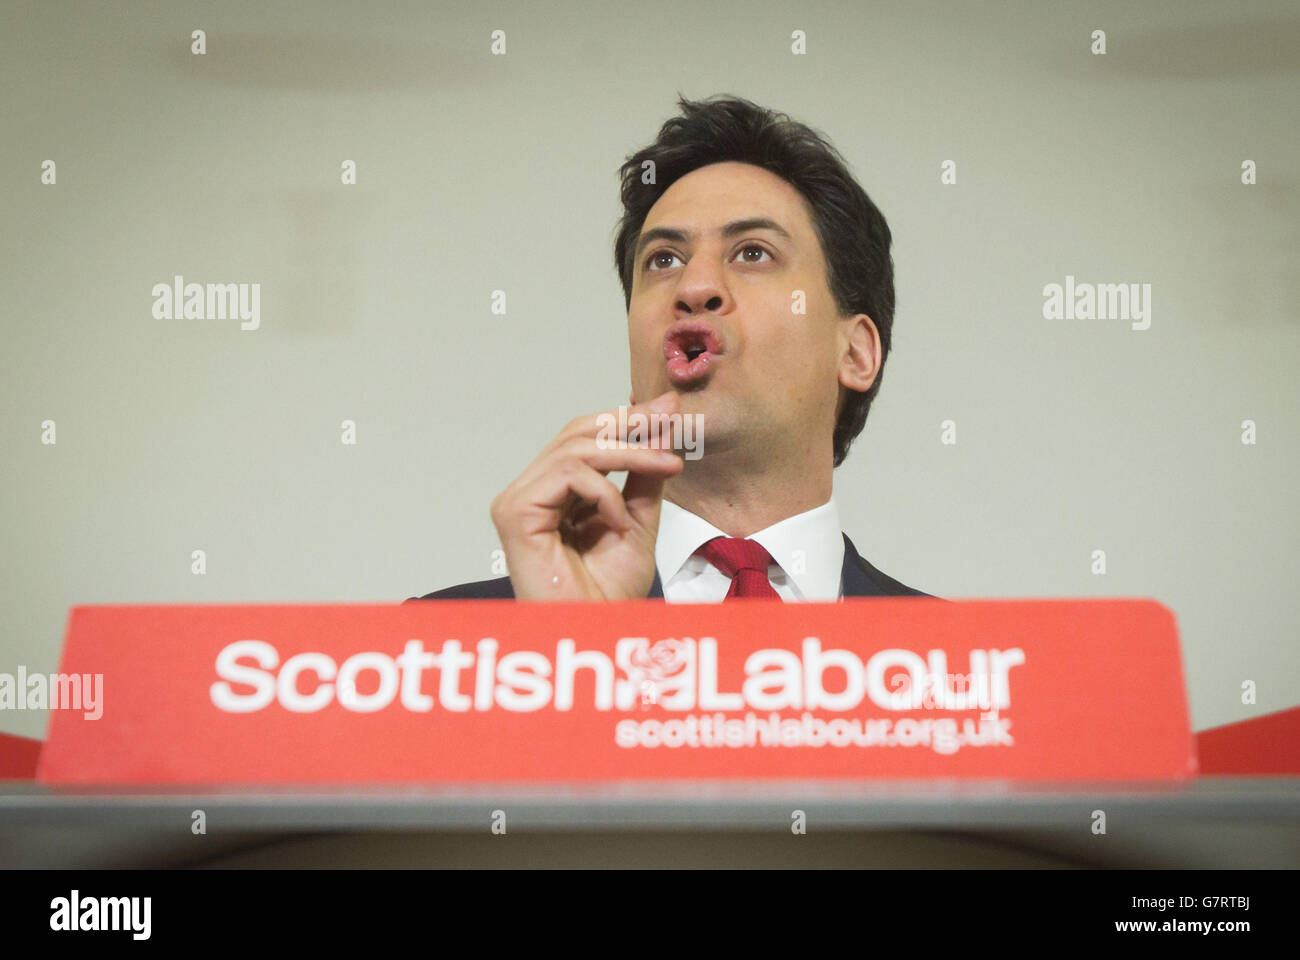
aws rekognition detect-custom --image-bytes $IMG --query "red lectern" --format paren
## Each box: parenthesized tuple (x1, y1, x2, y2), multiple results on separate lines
(35, 598, 1195, 784)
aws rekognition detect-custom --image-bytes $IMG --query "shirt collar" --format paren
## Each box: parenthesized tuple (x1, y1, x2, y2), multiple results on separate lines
(655, 497, 845, 601)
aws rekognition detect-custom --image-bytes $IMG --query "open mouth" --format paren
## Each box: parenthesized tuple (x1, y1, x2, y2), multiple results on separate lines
(663, 321, 724, 386)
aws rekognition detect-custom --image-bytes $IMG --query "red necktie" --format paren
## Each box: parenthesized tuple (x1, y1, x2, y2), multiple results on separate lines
(694, 537, 781, 599)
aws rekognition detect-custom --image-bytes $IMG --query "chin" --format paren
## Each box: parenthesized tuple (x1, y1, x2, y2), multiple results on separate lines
(673, 386, 713, 414)
(681, 391, 734, 434)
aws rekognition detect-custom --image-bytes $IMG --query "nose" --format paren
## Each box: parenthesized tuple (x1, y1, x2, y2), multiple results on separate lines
(677, 292, 723, 314)
(673, 256, 729, 316)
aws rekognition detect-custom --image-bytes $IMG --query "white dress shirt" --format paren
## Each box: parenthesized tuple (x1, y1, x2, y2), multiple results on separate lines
(655, 498, 846, 602)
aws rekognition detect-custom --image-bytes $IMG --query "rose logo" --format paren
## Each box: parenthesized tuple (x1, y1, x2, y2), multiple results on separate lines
(628, 638, 689, 682)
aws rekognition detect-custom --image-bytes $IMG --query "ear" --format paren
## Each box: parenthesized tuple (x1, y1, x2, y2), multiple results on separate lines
(628, 389, 636, 406)
(838, 313, 881, 394)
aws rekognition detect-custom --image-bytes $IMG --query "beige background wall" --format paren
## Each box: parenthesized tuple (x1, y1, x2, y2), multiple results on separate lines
(2, 0, 1297, 740)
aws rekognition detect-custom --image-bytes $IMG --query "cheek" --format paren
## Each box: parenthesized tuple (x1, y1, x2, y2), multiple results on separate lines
(627, 312, 648, 350)
(752, 327, 839, 411)
(752, 290, 832, 372)
(627, 317, 659, 379)
(758, 327, 828, 378)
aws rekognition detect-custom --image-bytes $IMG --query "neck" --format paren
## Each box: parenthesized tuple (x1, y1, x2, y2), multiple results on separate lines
(663, 445, 833, 538)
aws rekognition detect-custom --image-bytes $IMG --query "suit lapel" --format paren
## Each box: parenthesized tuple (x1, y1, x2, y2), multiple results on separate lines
(647, 569, 664, 599)
(840, 533, 875, 597)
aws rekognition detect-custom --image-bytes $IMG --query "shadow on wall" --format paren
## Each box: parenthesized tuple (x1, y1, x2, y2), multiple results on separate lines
(163, 31, 491, 91)
(280, 188, 378, 337)
(1212, 179, 1300, 325)
(1089, 17, 1300, 78)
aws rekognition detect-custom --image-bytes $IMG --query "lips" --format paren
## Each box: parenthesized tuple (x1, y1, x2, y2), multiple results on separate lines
(663, 320, 724, 386)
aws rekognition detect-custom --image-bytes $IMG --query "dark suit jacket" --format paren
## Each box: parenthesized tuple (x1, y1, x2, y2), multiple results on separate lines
(409, 534, 929, 600)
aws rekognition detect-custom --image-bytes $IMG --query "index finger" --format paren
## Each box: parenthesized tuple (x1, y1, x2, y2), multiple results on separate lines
(541, 390, 681, 456)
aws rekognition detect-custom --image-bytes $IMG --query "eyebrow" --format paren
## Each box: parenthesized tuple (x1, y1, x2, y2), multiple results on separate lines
(634, 217, 794, 260)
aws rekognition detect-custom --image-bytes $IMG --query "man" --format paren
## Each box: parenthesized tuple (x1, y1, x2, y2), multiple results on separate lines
(413, 94, 928, 602)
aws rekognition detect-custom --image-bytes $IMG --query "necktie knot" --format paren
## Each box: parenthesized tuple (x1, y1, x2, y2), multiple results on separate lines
(695, 537, 773, 576)
(694, 537, 780, 599)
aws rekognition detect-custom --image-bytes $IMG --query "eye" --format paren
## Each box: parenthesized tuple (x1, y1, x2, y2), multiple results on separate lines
(646, 250, 683, 271)
(734, 244, 773, 264)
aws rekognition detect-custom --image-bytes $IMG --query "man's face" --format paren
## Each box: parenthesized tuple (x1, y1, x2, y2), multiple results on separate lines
(627, 161, 861, 465)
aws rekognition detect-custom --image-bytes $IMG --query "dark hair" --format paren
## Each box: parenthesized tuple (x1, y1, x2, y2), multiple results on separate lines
(613, 94, 895, 467)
